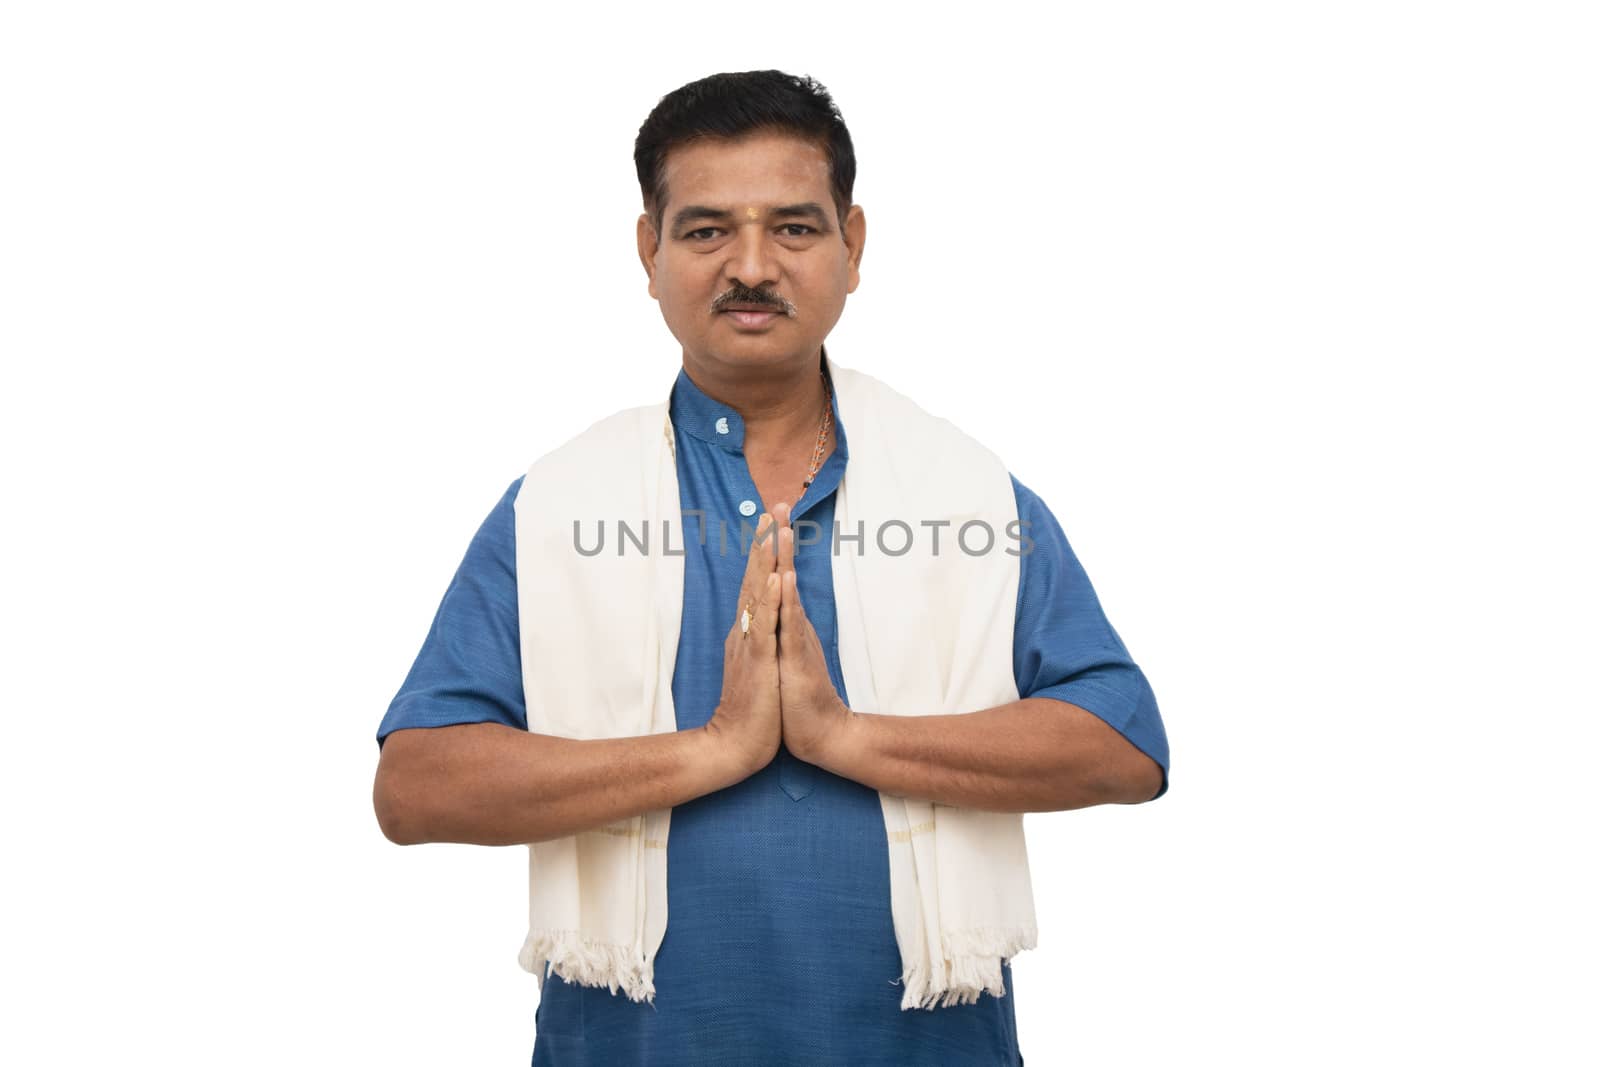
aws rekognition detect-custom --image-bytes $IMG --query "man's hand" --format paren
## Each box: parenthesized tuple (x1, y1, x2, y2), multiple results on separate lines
(704, 511, 783, 776)
(772, 501, 853, 765)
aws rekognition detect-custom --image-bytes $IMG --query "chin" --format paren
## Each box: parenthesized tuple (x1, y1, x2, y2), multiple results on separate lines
(697, 339, 814, 368)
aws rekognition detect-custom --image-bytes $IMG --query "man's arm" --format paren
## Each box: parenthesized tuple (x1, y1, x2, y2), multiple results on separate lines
(374, 486, 787, 847)
(787, 474, 1170, 811)
(371, 477, 740, 846)
(810, 697, 1164, 812)
(373, 722, 748, 846)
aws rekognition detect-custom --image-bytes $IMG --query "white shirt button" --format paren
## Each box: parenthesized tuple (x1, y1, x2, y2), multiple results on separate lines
(715, 416, 730, 435)
(738, 499, 757, 516)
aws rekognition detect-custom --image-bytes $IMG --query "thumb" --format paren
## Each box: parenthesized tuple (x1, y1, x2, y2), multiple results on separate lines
(756, 571, 781, 642)
(779, 570, 801, 651)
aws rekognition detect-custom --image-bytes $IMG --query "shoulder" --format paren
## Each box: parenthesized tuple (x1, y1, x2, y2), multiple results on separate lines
(485, 473, 524, 521)
(461, 476, 525, 578)
(1009, 472, 1041, 517)
(833, 364, 1014, 522)
(1006, 472, 1091, 589)
(834, 363, 1008, 469)
(1007, 471, 1060, 544)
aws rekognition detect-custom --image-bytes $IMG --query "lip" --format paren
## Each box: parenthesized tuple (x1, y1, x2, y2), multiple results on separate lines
(721, 309, 782, 329)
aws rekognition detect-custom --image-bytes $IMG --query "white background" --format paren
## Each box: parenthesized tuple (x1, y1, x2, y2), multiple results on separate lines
(3, 2, 1595, 1064)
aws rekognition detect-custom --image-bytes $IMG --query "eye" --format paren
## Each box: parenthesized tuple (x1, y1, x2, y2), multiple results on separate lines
(780, 224, 817, 237)
(684, 227, 722, 240)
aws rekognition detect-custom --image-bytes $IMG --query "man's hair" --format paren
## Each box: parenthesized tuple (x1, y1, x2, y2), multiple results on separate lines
(634, 70, 856, 238)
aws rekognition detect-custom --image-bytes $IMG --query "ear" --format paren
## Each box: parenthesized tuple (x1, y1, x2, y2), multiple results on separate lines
(842, 204, 866, 294)
(637, 212, 661, 300)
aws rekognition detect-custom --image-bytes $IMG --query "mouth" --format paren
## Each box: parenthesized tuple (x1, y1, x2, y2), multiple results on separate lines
(720, 308, 783, 329)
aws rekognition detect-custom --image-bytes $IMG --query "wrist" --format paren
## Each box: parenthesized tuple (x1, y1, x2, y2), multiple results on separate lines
(814, 700, 858, 774)
(699, 712, 761, 784)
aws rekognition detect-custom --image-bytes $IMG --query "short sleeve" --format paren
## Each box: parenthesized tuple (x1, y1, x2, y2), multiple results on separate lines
(376, 476, 528, 749)
(1010, 473, 1170, 800)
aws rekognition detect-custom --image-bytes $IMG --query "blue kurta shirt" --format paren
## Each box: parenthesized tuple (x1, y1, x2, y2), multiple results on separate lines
(377, 364, 1170, 1066)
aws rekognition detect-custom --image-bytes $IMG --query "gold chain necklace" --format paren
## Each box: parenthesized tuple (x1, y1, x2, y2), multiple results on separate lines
(796, 369, 833, 504)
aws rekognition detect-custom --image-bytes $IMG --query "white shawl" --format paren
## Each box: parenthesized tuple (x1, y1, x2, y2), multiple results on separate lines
(512, 350, 1038, 1011)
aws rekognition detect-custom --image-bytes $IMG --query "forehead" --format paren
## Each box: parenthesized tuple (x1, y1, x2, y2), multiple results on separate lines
(659, 131, 832, 212)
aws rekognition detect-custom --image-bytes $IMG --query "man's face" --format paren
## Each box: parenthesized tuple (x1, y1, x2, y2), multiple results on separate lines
(637, 130, 866, 374)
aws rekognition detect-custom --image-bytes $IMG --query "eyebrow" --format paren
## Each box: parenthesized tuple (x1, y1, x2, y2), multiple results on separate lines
(670, 202, 831, 233)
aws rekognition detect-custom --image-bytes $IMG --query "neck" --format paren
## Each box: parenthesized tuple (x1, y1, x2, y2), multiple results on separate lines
(681, 348, 829, 458)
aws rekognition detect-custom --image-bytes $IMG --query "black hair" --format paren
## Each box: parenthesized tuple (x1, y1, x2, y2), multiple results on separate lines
(634, 70, 856, 238)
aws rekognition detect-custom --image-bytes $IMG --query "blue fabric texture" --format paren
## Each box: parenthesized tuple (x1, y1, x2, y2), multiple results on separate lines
(377, 364, 1169, 1066)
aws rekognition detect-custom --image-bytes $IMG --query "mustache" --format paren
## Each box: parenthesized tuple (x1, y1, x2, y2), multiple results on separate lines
(710, 286, 798, 316)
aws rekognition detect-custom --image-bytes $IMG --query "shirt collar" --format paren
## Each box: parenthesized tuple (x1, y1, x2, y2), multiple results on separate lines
(669, 346, 850, 462)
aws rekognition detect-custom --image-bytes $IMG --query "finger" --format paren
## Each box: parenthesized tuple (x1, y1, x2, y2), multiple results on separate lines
(762, 501, 786, 565)
(754, 571, 781, 641)
(735, 511, 775, 618)
(751, 507, 779, 569)
(788, 569, 816, 641)
(779, 569, 801, 651)
(777, 509, 795, 580)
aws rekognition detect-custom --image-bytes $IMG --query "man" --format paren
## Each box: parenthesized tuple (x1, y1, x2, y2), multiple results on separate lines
(373, 70, 1169, 1066)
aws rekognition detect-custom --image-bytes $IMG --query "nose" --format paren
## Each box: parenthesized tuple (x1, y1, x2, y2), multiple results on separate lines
(723, 221, 780, 292)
